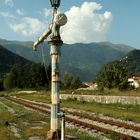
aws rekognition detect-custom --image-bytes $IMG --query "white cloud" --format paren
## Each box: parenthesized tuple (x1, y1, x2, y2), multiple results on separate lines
(4, 0, 14, 7)
(61, 2, 113, 44)
(16, 9, 25, 16)
(104, 11, 112, 19)
(9, 17, 46, 36)
(43, 8, 52, 17)
(0, 11, 15, 18)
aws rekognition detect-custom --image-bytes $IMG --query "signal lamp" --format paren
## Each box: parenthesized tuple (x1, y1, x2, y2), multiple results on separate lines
(50, 0, 61, 8)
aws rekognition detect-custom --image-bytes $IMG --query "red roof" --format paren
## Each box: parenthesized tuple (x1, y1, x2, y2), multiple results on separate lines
(133, 76, 140, 80)
(129, 76, 140, 80)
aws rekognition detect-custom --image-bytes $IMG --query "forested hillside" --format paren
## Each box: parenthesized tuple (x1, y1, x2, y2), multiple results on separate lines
(0, 39, 134, 81)
(114, 49, 140, 76)
(96, 49, 140, 90)
(0, 45, 31, 78)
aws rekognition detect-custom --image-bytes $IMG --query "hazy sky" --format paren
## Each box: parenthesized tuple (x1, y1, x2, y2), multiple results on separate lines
(0, 0, 140, 49)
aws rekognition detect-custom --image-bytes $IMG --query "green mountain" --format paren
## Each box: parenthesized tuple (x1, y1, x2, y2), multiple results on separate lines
(0, 45, 31, 78)
(0, 39, 134, 81)
(111, 49, 140, 76)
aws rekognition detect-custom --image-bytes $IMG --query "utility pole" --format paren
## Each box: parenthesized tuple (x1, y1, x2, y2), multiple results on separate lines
(32, 1, 67, 139)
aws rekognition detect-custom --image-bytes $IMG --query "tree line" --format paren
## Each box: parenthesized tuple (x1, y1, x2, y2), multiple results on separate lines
(0, 60, 136, 92)
(0, 63, 81, 91)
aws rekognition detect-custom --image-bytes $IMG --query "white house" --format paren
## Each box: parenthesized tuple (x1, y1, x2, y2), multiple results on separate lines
(128, 76, 140, 88)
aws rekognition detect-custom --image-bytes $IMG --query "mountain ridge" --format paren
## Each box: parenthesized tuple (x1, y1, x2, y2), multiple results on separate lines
(0, 38, 134, 81)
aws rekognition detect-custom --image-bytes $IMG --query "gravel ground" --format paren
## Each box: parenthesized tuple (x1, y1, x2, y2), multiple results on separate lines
(66, 122, 111, 140)
(64, 107, 140, 128)
(66, 114, 140, 139)
(9, 123, 23, 140)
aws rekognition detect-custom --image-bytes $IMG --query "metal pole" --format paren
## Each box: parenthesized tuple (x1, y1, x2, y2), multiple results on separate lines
(49, 40, 63, 138)
(61, 114, 65, 140)
(33, 4, 67, 139)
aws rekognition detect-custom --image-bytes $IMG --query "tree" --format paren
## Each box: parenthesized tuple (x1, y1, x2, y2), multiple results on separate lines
(0, 79, 4, 91)
(71, 76, 81, 89)
(96, 63, 130, 90)
(61, 73, 73, 89)
(3, 64, 22, 90)
(3, 63, 51, 90)
(25, 63, 51, 89)
(61, 72, 81, 89)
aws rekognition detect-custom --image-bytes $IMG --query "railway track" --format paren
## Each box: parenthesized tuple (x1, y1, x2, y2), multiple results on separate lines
(5, 96, 140, 140)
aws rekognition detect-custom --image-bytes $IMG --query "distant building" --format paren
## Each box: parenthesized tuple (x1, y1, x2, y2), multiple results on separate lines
(128, 76, 140, 88)
(79, 82, 97, 90)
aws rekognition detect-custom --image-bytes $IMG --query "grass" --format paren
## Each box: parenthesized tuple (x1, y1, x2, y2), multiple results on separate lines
(0, 97, 50, 139)
(66, 128, 98, 140)
(15, 91, 51, 104)
(16, 92, 140, 123)
(1, 90, 140, 139)
(1, 88, 140, 97)
(62, 98, 140, 122)
(0, 97, 102, 140)
(20, 125, 48, 139)
(69, 88, 140, 96)
(0, 100, 16, 140)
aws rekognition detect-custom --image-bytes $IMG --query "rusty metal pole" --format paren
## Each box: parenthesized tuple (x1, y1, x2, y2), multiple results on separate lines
(47, 6, 67, 139)
(33, 2, 67, 139)
(49, 40, 62, 136)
